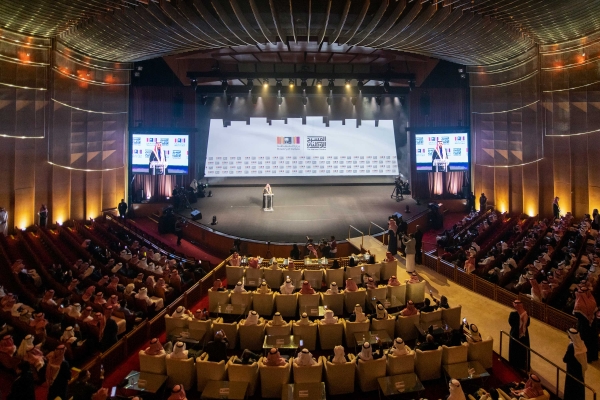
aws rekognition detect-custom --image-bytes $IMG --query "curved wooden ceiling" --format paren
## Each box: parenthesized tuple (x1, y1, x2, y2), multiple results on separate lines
(0, 0, 598, 64)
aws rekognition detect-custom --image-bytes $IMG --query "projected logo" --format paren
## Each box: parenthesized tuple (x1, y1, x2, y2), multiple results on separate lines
(453, 148, 462, 156)
(144, 150, 152, 158)
(307, 136, 326, 150)
(133, 137, 141, 145)
(416, 136, 423, 145)
(159, 138, 169, 145)
(146, 138, 155, 146)
(441, 137, 450, 144)
(174, 138, 186, 146)
(427, 148, 434, 156)
(172, 150, 182, 159)
(276, 136, 301, 151)
(454, 135, 466, 144)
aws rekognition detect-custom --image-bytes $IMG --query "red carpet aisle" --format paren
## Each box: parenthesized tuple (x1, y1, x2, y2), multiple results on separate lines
(422, 212, 467, 252)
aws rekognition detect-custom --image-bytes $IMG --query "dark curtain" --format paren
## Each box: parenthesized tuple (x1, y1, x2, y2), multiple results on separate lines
(134, 175, 176, 200)
(428, 171, 465, 197)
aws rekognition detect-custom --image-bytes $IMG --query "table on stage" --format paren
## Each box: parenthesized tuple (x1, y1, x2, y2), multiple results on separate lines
(263, 193, 274, 211)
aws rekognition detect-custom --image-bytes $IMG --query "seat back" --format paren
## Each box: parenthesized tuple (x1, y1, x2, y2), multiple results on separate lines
(208, 290, 231, 313)
(275, 293, 298, 318)
(258, 358, 291, 398)
(292, 356, 323, 383)
(415, 347, 442, 381)
(266, 322, 292, 337)
(303, 270, 323, 289)
(139, 351, 167, 375)
(467, 336, 493, 369)
(298, 293, 320, 314)
(343, 319, 370, 348)
(442, 343, 468, 365)
(363, 263, 381, 281)
(371, 315, 396, 340)
(262, 268, 283, 288)
(386, 351, 415, 375)
(367, 287, 387, 302)
(395, 314, 420, 341)
(387, 285, 406, 308)
(196, 352, 227, 392)
(165, 315, 189, 337)
(442, 306, 462, 330)
(188, 319, 212, 343)
(213, 320, 239, 349)
(292, 322, 318, 351)
(227, 357, 259, 396)
(226, 266, 245, 286)
(406, 281, 426, 303)
(165, 354, 196, 390)
(317, 320, 344, 350)
(284, 270, 303, 289)
(380, 260, 398, 280)
(345, 266, 362, 281)
(324, 269, 345, 288)
(244, 268, 263, 287)
(238, 320, 266, 352)
(321, 292, 344, 316)
(420, 309, 443, 327)
(356, 356, 387, 392)
(344, 290, 367, 314)
(324, 355, 356, 395)
(230, 292, 253, 314)
(252, 292, 275, 316)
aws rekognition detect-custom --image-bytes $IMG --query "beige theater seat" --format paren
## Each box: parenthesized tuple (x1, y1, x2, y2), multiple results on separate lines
(317, 319, 344, 350)
(364, 263, 381, 281)
(324, 354, 356, 395)
(266, 319, 292, 337)
(303, 269, 323, 289)
(298, 293, 320, 315)
(258, 357, 292, 398)
(343, 319, 370, 348)
(386, 350, 415, 375)
(212, 320, 239, 349)
(231, 292, 253, 314)
(415, 347, 443, 381)
(252, 292, 275, 316)
(238, 318, 266, 352)
(196, 352, 227, 392)
(395, 314, 420, 341)
(188, 318, 213, 342)
(497, 388, 550, 400)
(165, 315, 189, 337)
(226, 266, 244, 286)
(227, 357, 259, 396)
(292, 320, 318, 351)
(324, 269, 345, 288)
(285, 270, 303, 289)
(356, 356, 387, 392)
(112, 315, 127, 335)
(387, 285, 406, 308)
(442, 305, 463, 330)
(367, 286, 388, 303)
(442, 343, 468, 366)
(321, 292, 344, 316)
(208, 289, 230, 313)
(139, 350, 166, 375)
(420, 309, 443, 327)
(371, 315, 396, 340)
(262, 268, 283, 288)
(380, 260, 398, 280)
(345, 266, 362, 281)
(244, 268, 263, 287)
(467, 336, 494, 369)
(406, 281, 426, 303)
(292, 355, 324, 383)
(344, 289, 367, 314)
(275, 293, 298, 318)
(165, 354, 196, 390)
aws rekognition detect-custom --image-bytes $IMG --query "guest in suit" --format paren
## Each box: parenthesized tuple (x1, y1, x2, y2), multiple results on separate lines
(508, 300, 530, 371)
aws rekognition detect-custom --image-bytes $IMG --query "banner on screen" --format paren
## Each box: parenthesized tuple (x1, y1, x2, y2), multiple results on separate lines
(131, 134, 189, 174)
(204, 117, 399, 177)
(414, 133, 469, 172)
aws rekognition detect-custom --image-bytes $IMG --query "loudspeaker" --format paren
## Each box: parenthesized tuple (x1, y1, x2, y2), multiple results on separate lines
(190, 210, 202, 221)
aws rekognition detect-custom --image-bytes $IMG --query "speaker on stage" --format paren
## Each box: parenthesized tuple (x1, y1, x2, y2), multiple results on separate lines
(190, 209, 202, 221)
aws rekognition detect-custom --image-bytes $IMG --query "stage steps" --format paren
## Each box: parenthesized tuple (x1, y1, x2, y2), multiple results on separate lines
(347, 235, 388, 260)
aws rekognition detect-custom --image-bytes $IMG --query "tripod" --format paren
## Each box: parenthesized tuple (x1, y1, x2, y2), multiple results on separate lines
(390, 185, 404, 202)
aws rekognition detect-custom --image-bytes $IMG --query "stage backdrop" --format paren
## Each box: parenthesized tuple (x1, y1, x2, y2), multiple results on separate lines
(195, 94, 409, 185)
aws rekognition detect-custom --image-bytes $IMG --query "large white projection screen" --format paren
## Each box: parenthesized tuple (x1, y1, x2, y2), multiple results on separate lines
(204, 117, 399, 177)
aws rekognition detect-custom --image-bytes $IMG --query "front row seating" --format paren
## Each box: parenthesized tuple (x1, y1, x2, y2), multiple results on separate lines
(324, 354, 356, 395)
(165, 353, 196, 390)
(227, 356, 259, 396)
(196, 352, 227, 392)
(258, 357, 292, 398)
(356, 356, 387, 392)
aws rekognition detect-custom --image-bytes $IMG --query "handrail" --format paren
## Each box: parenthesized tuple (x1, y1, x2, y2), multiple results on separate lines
(348, 225, 364, 249)
(498, 330, 596, 400)
(369, 221, 388, 245)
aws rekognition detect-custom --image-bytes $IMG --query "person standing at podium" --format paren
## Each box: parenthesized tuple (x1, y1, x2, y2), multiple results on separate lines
(149, 142, 167, 174)
(431, 139, 447, 171)
(262, 184, 273, 209)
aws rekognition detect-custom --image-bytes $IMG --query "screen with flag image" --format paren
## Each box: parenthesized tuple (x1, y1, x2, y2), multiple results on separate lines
(204, 117, 399, 177)
(131, 134, 189, 174)
(415, 133, 469, 172)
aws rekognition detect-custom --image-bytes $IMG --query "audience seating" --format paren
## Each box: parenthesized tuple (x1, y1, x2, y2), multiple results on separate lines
(275, 293, 298, 317)
(321, 292, 344, 316)
(303, 269, 323, 288)
(345, 266, 362, 281)
(387, 284, 407, 308)
(286, 270, 303, 289)
(467, 336, 494, 369)
(226, 266, 244, 286)
(497, 388, 550, 400)
(356, 356, 387, 392)
(420, 309, 443, 327)
(371, 315, 396, 340)
(363, 263, 381, 281)
(367, 286, 388, 302)
(324, 268, 345, 287)
(442, 305, 463, 330)
(196, 352, 227, 392)
(227, 357, 259, 396)
(292, 355, 324, 383)
(262, 268, 283, 288)
(230, 292, 252, 314)
(344, 290, 367, 314)
(317, 319, 344, 350)
(406, 281, 426, 303)
(380, 260, 398, 280)
(238, 319, 266, 351)
(252, 292, 275, 315)
(139, 350, 167, 375)
(298, 292, 320, 314)
(208, 290, 230, 313)
(165, 353, 196, 390)
(266, 319, 292, 336)
(415, 347, 443, 381)
(188, 318, 212, 342)
(442, 343, 469, 365)
(386, 350, 415, 375)
(244, 268, 262, 287)
(343, 319, 370, 348)
(258, 357, 292, 398)
(292, 320, 318, 351)
(324, 354, 356, 395)
(395, 314, 420, 341)
(213, 320, 239, 349)
(165, 315, 188, 338)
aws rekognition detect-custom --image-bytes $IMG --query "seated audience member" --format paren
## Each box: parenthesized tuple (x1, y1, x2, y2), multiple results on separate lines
(170, 306, 192, 319)
(170, 341, 188, 359)
(60, 326, 78, 345)
(366, 277, 377, 290)
(204, 331, 229, 362)
(433, 295, 450, 309)
(325, 282, 340, 294)
(210, 279, 225, 292)
(465, 256, 476, 274)
(389, 337, 410, 356)
(135, 287, 154, 306)
(331, 345, 349, 363)
(385, 251, 395, 262)
(233, 281, 247, 293)
(256, 281, 271, 294)
(350, 304, 368, 323)
(401, 300, 418, 316)
(81, 286, 95, 303)
(30, 312, 48, 336)
(193, 308, 209, 320)
(447, 379, 466, 400)
(297, 312, 311, 325)
(229, 252, 241, 266)
(374, 303, 388, 320)
(330, 259, 341, 269)
(17, 335, 44, 371)
(295, 348, 317, 366)
(41, 290, 57, 306)
(322, 309, 338, 324)
(144, 338, 166, 355)
(280, 278, 295, 294)
(71, 369, 99, 400)
(232, 349, 261, 365)
(290, 244, 301, 260)
(508, 374, 545, 398)
(243, 310, 260, 326)
(300, 281, 315, 294)
(265, 347, 287, 366)
(345, 278, 359, 292)
(466, 324, 482, 343)
(269, 312, 285, 326)
(419, 298, 436, 313)
(387, 276, 401, 286)
(7, 362, 35, 400)
(248, 257, 260, 269)
(0, 335, 16, 357)
(79, 306, 94, 323)
(94, 292, 107, 305)
(356, 341, 383, 362)
(168, 384, 187, 400)
(407, 272, 420, 284)
(417, 334, 439, 351)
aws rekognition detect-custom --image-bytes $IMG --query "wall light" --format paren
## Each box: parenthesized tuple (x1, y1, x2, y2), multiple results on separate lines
(263, 79, 269, 88)
(316, 79, 322, 88)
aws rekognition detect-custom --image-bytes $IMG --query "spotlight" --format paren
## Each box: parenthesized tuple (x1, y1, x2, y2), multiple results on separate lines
(458, 68, 464, 73)
(276, 79, 283, 92)
(134, 71, 140, 77)
(226, 95, 232, 106)
(383, 80, 390, 93)
(200, 95, 207, 105)
(221, 80, 228, 92)
(316, 79, 322, 88)
(351, 97, 356, 106)
(263, 79, 269, 88)
(277, 96, 283, 106)
(345, 79, 351, 88)
(289, 79, 295, 88)
(328, 79, 335, 91)
(300, 79, 307, 90)
(247, 78, 254, 91)
(326, 96, 332, 106)
(375, 96, 381, 106)
(190, 79, 198, 90)
(357, 80, 364, 91)
(211, 215, 218, 225)
(582, 51, 586, 57)
(460, 73, 466, 79)
(302, 96, 307, 106)
(137, 66, 143, 71)
(251, 95, 258, 104)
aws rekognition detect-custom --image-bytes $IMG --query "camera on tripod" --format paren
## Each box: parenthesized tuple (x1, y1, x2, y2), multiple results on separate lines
(391, 176, 409, 202)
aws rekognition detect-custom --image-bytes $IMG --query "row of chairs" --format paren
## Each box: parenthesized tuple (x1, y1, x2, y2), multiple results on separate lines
(208, 282, 426, 317)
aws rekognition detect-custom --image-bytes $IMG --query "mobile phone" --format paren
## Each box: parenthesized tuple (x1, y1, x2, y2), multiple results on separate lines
(361, 266, 365, 271)
(299, 340, 304, 347)
(110, 387, 117, 397)
(463, 318, 467, 324)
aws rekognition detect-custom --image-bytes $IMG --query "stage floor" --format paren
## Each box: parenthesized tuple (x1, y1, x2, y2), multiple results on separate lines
(177, 185, 428, 243)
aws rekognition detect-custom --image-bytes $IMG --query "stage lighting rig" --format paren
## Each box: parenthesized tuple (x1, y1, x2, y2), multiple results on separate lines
(357, 80, 364, 91)
(300, 78, 307, 90)
(190, 78, 198, 90)
(276, 79, 283, 92)
(247, 78, 254, 91)
(263, 79, 269, 88)
(316, 79, 322, 88)
(221, 80, 228, 92)
(383, 80, 390, 93)
(289, 79, 295, 88)
(328, 79, 335, 91)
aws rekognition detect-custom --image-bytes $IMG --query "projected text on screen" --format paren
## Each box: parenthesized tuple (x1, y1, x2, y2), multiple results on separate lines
(131, 134, 189, 174)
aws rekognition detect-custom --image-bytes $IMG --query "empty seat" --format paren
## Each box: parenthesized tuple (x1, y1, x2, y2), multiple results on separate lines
(230, 292, 253, 314)
(262, 268, 283, 288)
(380, 260, 398, 280)
(238, 318, 266, 352)
(275, 293, 298, 318)
(317, 319, 344, 350)
(420, 309, 443, 328)
(356, 356, 387, 392)
(165, 315, 189, 338)
(253, 292, 275, 316)
(196, 352, 227, 392)
(371, 315, 396, 340)
(442, 305, 462, 330)
(303, 270, 323, 289)
(442, 343, 468, 365)
(406, 281, 426, 303)
(226, 266, 244, 286)
(387, 285, 406, 308)
(324, 269, 345, 288)
(227, 357, 259, 396)
(344, 290, 367, 314)
(386, 351, 415, 375)
(139, 350, 167, 375)
(367, 287, 387, 303)
(343, 319, 370, 348)
(363, 263, 381, 281)
(321, 292, 344, 316)
(395, 314, 420, 341)
(165, 354, 195, 390)
(415, 347, 442, 381)
(244, 268, 263, 287)
(467, 336, 494, 369)
(298, 293, 320, 315)
(208, 290, 230, 314)
(188, 318, 212, 343)
(292, 320, 318, 351)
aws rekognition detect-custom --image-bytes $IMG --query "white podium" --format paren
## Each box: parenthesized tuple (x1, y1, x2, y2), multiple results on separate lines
(433, 159, 449, 172)
(150, 161, 166, 175)
(263, 193, 274, 211)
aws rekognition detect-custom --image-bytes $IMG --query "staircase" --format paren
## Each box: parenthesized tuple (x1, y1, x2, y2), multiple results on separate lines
(347, 222, 389, 260)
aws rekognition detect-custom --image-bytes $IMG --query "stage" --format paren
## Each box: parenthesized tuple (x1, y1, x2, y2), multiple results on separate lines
(175, 185, 428, 244)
